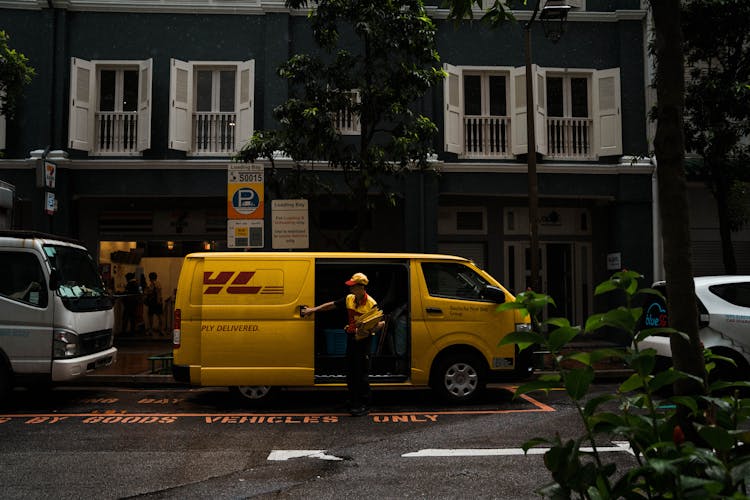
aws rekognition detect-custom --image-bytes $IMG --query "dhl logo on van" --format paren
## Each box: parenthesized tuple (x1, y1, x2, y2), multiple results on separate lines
(203, 271, 283, 295)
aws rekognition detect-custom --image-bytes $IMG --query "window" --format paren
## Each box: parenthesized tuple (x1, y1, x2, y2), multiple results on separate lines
(44, 244, 108, 312)
(0, 251, 48, 308)
(421, 262, 489, 301)
(437, 206, 487, 235)
(68, 58, 152, 155)
(546, 74, 591, 158)
(444, 64, 622, 160)
(444, 65, 511, 158)
(169, 59, 254, 156)
(333, 90, 361, 135)
(463, 72, 509, 157)
(710, 282, 750, 308)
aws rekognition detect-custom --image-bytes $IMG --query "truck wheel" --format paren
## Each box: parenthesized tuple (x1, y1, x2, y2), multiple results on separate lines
(230, 385, 274, 402)
(433, 355, 485, 403)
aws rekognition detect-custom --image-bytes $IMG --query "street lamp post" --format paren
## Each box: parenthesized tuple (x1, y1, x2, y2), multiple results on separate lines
(523, 0, 570, 292)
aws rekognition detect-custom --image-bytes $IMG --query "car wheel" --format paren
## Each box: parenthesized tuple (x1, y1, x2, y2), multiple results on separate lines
(709, 349, 749, 385)
(230, 385, 274, 402)
(432, 354, 485, 403)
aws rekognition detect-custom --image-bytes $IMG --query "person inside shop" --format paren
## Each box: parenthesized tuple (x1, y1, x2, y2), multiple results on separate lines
(301, 272, 385, 416)
(121, 272, 141, 335)
(145, 271, 164, 336)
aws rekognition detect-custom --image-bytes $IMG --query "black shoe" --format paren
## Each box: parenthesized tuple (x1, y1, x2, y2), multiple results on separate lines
(349, 406, 369, 417)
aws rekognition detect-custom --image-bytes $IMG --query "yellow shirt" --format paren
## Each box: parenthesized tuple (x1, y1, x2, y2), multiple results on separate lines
(344, 293, 377, 334)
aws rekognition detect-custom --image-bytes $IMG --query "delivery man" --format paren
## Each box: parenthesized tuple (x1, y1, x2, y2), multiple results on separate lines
(301, 272, 384, 416)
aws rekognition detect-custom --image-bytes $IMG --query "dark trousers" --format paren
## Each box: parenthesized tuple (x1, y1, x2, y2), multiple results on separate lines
(122, 306, 137, 334)
(346, 335, 371, 408)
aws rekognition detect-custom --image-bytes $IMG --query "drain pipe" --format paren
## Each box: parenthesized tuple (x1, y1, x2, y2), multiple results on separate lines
(651, 156, 664, 282)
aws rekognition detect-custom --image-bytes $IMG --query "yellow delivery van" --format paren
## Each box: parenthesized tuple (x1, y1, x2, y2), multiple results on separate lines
(172, 252, 531, 403)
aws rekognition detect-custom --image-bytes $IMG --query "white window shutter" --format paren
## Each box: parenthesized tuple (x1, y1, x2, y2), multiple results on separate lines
(137, 58, 153, 152)
(443, 63, 463, 154)
(68, 57, 95, 152)
(534, 66, 548, 156)
(510, 66, 527, 155)
(235, 59, 254, 152)
(593, 67, 622, 157)
(169, 58, 192, 152)
(0, 92, 5, 151)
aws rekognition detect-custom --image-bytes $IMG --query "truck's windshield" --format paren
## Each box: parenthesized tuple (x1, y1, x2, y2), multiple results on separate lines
(44, 245, 111, 310)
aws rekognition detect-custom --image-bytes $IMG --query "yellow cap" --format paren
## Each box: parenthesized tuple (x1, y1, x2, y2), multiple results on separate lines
(345, 272, 369, 286)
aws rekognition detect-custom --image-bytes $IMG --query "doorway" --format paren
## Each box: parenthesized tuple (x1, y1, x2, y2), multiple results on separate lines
(504, 241, 592, 326)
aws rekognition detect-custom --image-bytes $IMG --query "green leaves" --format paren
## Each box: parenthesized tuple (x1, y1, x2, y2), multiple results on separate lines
(237, 1, 446, 249)
(498, 330, 546, 351)
(0, 30, 35, 119)
(496, 270, 750, 498)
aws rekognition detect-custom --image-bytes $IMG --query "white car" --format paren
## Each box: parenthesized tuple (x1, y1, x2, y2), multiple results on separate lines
(638, 276, 750, 380)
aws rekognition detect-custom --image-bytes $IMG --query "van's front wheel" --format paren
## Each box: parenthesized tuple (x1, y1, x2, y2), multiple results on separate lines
(432, 354, 485, 403)
(230, 385, 274, 402)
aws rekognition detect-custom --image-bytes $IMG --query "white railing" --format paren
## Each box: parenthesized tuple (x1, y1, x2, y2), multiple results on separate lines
(95, 111, 138, 154)
(463, 116, 512, 159)
(193, 112, 237, 154)
(546, 117, 593, 160)
(334, 107, 360, 135)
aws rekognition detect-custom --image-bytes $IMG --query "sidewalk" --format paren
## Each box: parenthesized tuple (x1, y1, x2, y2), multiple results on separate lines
(83, 336, 177, 386)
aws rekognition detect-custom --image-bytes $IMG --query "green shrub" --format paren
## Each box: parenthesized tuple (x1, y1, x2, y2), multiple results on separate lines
(499, 270, 750, 498)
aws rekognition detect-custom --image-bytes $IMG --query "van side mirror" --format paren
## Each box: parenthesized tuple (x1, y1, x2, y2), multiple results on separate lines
(49, 269, 60, 290)
(481, 285, 506, 304)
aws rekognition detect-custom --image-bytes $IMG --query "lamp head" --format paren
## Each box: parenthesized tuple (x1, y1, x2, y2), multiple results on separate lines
(540, 0, 571, 43)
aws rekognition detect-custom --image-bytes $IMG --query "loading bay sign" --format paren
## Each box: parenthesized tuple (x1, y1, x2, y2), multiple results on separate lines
(272, 199, 309, 249)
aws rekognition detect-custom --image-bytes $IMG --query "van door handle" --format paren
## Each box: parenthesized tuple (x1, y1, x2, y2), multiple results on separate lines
(426, 307, 442, 314)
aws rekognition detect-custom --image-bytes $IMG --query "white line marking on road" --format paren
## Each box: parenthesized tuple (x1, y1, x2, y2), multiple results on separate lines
(268, 450, 344, 461)
(402, 441, 634, 457)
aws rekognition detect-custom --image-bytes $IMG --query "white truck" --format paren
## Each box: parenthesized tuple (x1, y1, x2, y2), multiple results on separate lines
(0, 231, 117, 400)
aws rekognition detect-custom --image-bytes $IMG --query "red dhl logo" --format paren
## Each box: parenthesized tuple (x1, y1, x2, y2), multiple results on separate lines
(203, 271, 283, 295)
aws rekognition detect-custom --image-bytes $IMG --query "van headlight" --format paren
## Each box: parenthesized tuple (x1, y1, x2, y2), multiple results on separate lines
(515, 322, 533, 333)
(53, 330, 80, 358)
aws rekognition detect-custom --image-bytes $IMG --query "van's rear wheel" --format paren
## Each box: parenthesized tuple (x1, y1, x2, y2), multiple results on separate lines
(230, 385, 274, 402)
(432, 354, 485, 403)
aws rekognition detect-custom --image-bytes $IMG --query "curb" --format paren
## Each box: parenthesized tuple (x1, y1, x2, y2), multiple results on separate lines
(68, 374, 183, 387)
(534, 369, 633, 381)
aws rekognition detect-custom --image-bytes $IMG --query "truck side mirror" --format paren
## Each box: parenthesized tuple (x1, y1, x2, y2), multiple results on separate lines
(481, 285, 506, 304)
(49, 269, 60, 290)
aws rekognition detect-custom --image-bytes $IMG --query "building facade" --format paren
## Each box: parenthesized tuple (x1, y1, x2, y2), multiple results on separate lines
(0, 0, 653, 330)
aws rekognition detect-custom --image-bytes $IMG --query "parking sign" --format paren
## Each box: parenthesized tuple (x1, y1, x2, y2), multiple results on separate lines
(227, 164, 264, 220)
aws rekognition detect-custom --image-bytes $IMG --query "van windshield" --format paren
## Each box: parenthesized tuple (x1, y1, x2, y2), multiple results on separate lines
(44, 245, 112, 311)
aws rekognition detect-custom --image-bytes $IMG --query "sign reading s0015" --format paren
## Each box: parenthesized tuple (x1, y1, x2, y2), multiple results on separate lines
(234, 172, 263, 183)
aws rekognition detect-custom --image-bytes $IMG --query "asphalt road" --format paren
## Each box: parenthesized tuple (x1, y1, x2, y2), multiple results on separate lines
(0, 383, 637, 499)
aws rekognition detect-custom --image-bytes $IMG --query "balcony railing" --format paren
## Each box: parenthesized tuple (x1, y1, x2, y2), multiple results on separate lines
(546, 117, 593, 160)
(193, 112, 237, 155)
(460, 115, 595, 160)
(334, 106, 361, 135)
(95, 111, 138, 154)
(463, 116, 512, 159)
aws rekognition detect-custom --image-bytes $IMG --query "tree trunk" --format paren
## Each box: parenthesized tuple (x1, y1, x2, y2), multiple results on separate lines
(710, 161, 738, 274)
(650, 0, 705, 394)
